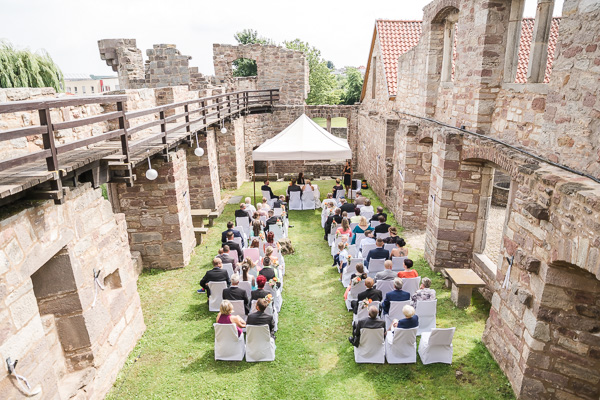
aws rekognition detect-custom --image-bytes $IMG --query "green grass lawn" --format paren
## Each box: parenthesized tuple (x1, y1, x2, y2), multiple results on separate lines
(107, 180, 514, 400)
(312, 117, 348, 128)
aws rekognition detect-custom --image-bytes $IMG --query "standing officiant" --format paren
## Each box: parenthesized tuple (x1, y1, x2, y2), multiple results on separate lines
(343, 161, 352, 193)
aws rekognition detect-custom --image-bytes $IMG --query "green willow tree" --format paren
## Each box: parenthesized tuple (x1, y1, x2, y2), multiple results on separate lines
(341, 67, 363, 105)
(0, 41, 64, 92)
(284, 39, 340, 105)
(232, 29, 273, 77)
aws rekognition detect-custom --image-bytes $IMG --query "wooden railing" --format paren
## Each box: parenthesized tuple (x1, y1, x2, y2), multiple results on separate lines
(0, 89, 279, 174)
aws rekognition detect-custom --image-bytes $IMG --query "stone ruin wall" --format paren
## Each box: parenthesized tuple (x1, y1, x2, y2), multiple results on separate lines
(357, 0, 600, 398)
(0, 183, 144, 399)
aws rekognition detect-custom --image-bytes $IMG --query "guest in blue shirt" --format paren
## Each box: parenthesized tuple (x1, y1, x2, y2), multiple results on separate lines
(390, 305, 419, 330)
(381, 277, 411, 314)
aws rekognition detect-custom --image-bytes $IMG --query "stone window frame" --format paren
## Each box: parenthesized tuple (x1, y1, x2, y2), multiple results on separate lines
(440, 12, 459, 83)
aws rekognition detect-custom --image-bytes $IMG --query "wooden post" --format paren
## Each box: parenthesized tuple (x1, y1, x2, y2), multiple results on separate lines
(159, 110, 167, 156)
(117, 101, 130, 163)
(201, 100, 207, 128)
(184, 104, 191, 136)
(39, 107, 63, 201)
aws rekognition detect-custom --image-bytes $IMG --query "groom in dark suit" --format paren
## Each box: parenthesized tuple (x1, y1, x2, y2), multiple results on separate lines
(261, 180, 277, 199)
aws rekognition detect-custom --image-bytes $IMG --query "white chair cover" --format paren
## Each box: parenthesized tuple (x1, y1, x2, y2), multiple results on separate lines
(418, 328, 455, 364)
(246, 324, 276, 362)
(264, 283, 283, 314)
(213, 323, 245, 361)
(302, 189, 316, 210)
(236, 218, 251, 238)
(230, 300, 247, 319)
(354, 233, 365, 248)
(243, 248, 260, 265)
(259, 215, 267, 225)
(335, 189, 345, 200)
(402, 277, 421, 296)
(222, 263, 234, 278)
(375, 279, 395, 295)
(378, 232, 390, 240)
(273, 207, 283, 217)
(347, 212, 356, 218)
(262, 191, 276, 208)
(258, 240, 266, 257)
(392, 257, 406, 271)
(367, 259, 386, 278)
(207, 281, 228, 312)
(350, 222, 358, 231)
(232, 236, 243, 248)
(354, 328, 385, 364)
(238, 280, 252, 298)
(331, 234, 349, 257)
(270, 224, 285, 242)
(416, 300, 437, 336)
(385, 327, 417, 364)
(289, 191, 302, 210)
(360, 243, 376, 257)
(361, 211, 374, 221)
(353, 301, 380, 323)
(346, 279, 367, 311)
(370, 221, 381, 229)
(383, 243, 395, 252)
(228, 250, 239, 263)
(347, 244, 357, 258)
(341, 259, 359, 287)
(234, 226, 249, 247)
(385, 300, 411, 329)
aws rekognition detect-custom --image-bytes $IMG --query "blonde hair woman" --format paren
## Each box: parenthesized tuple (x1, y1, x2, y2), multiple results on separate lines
(351, 216, 373, 245)
(216, 300, 246, 336)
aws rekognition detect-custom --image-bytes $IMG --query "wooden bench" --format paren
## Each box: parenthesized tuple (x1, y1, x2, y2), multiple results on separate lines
(444, 268, 486, 308)
(191, 209, 211, 228)
(194, 227, 209, 245)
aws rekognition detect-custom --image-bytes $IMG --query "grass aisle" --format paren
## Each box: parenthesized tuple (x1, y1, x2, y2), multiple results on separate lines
(107, 180, 514, 400)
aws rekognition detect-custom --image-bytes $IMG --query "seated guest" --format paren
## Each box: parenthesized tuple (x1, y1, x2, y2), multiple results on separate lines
(251, 212, 264, 237)
(352, 277, 383, 314)
(263, 232, 277, 254)
(216, 300, 245, 337)
(264, 210, 279, 232)
(261, 197, 272, 212)
(364, 237, 389, 268)
(273, 195, 287, 211)
(302, 179, 315, 194)
(321, 193, 336, 208)
(349, 305, 385, 347)
(297, 172, 306, 185)
(235, 203, 252, 225)
(256, 203, 267, 217)
(241, 259, 257, 289)
(343, 263, 368, 300)
(358, 229, 376, 252)
(332, 178, 344, 195)
(333, 241, 349, 281)
(221, 221, 242, 244)
(390, 238, 408, 258)
(373, 215, 391, 238)
(371, 206, 388, 222)
(259, 256, 279, 282)
(351, 217, 372, 245)
(324, 208, 343, 240)
(244, 197, 256, 214)
(222, 274, 250, 314)
(217, 246, 238, 271)
(411, 277, 436, 308)
(261, 180, 277, 199)
(264, 246, 279, 266)
(381, 277, 411, 315)
(361, 199, 374, 214)
(224, 232, 244, 262)
(383, 226, 402, 244)
(251, 275, 269, 300)
(375, 260, 396, 281)
(389, 305, 419, 330)
(397, 259, 418, 278)
(250, 238, 260, 249)
(354, 191, 367, 206)
(199, 258, 230, 296)
(340, 198, 355, 214)
(287, 179, 302, 197)
(350, 208, 362, 224)
(336, 218, 353, 239)
(246, 298, 276, 338)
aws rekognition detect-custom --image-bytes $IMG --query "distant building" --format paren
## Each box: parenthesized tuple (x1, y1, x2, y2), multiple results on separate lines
(63, 73, 119, 95)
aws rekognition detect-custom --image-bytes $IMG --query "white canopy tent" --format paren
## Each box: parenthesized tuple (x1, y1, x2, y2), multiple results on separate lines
(251, 114, 353, 205)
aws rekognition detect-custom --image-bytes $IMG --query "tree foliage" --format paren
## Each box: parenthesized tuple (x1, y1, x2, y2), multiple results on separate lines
(232, 29, 274, 77)
(0, 41, 64, 92)
(340, 67, 363, 105)
(284, 39, 340, 105)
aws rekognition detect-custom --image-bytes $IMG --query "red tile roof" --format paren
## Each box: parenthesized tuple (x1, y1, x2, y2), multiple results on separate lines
(376, 20, 422, 97)
(369, 17, 561, 98)
(516, 17, 561, 83)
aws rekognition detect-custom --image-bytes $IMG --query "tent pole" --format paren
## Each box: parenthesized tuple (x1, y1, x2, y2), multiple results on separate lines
(253, 161, 256, 207)
(349, 159, 354, 203)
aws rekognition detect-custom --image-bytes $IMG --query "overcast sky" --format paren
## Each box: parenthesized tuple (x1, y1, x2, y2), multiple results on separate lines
(1, 0, 563, 77)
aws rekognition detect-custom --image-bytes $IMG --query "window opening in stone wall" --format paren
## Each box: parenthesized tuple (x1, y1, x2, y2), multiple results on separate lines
(441, 13, 458, 82)
(232, 58, 258, 77)
(31, 248, 94, 374)
(473, 167, 512, 278)
(311, 117, 348, 138)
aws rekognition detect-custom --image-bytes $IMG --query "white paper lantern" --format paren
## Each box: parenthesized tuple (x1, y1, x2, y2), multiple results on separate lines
(194, 147, 205, 157)
(220, 127, 227, 134)
(146, 168, 158, 180)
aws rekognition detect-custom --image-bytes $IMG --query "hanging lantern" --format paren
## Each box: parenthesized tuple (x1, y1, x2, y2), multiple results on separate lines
(146, 150, 158, 180)
(194, 132, 205, 157)
(220, 119, 227, 134)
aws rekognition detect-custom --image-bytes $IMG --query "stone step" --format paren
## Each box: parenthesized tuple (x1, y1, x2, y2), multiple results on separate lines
(194, 227, 209, 245)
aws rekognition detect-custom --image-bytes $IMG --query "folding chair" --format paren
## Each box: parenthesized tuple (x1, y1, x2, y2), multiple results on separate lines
(418, 328, 456, 364)
(289, 191, 302, 210)
(385, 300, 411, 330)
(384, 243, 395, 252)
(273, 207, 283, 217)
(354, 233, 365, 248)
(228, 250, 239, 263)
(361, 211, 374, 221)
(354, 328, 385, 364)
(261, 191, 276, 208)
(353, 301, 380, 323)
(302, 189, 316, 210)
(385, 327, 417, 364)
(213, 323, 245, 361)
(331, 234, 349, 257)
(391, 257, 406, 271)
(360, 243, 376, 258)
(416, 300, 437, 336)
(270, 224, 285, 242)
(347, 212, 356, 219)
(222, 263, 234, 278)
(246, 325, 276, 362)
(375, 279, 395, 295)
(342, 258, 360, 287)
(402, 277, 421, 297)
(207, 281, 228, 312)
(347, 244, 357, 258)
(236, 217, 251, 238)
(232, 236, 244, 248)
(335, 189, 346, 201)
(367, 259, 386, 279)
(350, 222, 359, 231)
(377, 232, 390, 240)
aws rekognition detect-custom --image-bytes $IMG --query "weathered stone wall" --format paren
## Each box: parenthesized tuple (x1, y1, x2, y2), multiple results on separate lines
(0, 183, 144, 399)
(213, 44, 309, 105)
(186, 129, 221, 210)
(114, 149, 196, 270)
